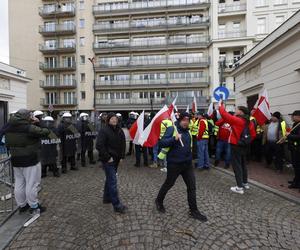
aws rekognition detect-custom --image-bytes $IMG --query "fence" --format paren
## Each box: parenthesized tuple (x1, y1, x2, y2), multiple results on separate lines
(0, 156, 15, 225)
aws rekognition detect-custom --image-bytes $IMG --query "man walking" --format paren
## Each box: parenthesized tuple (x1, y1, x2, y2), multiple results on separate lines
(155, 112, 207, 222)
(5, 109, 50, 215)
(96, 112, 127, 214)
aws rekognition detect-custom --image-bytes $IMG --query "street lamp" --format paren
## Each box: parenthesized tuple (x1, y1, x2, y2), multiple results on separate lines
(88, 57, 96, 122)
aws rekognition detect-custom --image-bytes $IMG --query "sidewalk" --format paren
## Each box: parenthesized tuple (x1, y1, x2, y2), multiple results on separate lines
(215, 160, 300, 198)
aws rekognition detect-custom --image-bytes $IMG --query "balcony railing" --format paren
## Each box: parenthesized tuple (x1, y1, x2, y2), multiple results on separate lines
(39, 62, 76, 71)
(96, 98, 165, 105)
(39, 5, 75, 18)
(39, 79, 77, 89)
(165, 96, 208, 105)
(93, 0, 210, 16)
(39, 42, 76, 53)
(96, 57, 209, 70)
(40, 98, 77, 106)
(218, 3, 247, 13)
(95, 76, 209, 87)
(219, 59, 240, 72)
(39, 23, 76, 36)
(218, 30, 246, 39)
(93, 36, 210, 52)
(93, 18, 210, 33)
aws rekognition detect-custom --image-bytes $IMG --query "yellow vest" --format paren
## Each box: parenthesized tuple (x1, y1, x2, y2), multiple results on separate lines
(160, 119, 173, 139)
(201, 119, 209, 139)
(191, 119, 200, 136)
(281, 120, 287, 138)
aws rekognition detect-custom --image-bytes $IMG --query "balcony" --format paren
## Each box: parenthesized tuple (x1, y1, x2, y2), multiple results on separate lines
(218, 2, 246, 14)
(95, 57, 210, 72)
(39, 23, 76, 36)
(40, 98, 77, 107)
(39, 42, 76, 54)
(40, 79, 77, 89)
(39, 62, 76, 72)
(93, 37, 210, 54)
(93, 18, 210, 35)
(95, 76, 209, 89)
(39, 5, 75, 18)
(218, 30, 246, 40)
(165, 96, 208, 106)
(219, 59, 240, 73)
(93, 0, 210, 17)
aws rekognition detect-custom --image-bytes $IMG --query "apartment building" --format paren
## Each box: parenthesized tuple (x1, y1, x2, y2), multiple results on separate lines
(8, 0, 300, 114)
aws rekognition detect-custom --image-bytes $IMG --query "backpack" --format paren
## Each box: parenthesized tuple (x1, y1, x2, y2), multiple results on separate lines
(237, 121, 252, 147)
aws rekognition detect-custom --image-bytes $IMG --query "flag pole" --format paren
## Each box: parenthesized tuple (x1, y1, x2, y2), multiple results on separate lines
(172, 121, 184, 147)
(276, 122, 300, 144)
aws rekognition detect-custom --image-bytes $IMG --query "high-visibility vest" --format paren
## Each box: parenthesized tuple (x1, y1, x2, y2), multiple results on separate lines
(191, 119, 200, 136)
(280, 120, 287, 138)
(158, 126, 192, 160)
(200, 119, 209, 139)
(160, 119, 173, 139)
(214, 125, 219, 136)
(250, 116, 263, 135)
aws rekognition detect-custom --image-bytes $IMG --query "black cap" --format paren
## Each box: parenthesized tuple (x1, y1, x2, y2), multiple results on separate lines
(179, 112, 190, 121)
(289, 110, 300, 116)
(272, 111, 281, 120)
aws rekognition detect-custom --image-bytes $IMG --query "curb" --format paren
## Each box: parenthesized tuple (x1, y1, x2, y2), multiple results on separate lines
(213, 166, 300, 205)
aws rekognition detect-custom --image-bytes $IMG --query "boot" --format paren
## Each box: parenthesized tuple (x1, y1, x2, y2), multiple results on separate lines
(189, 210, 207, 222)
(155, 199, 166, 213)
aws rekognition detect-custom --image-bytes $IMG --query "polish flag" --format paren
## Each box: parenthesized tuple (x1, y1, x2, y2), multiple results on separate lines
(192, 93, 197, 113)
(252, 89, 271, 125)
(129, 110, 144, 145)
(168, 95, 177, 114)
(207, 102, 214, 117)
(139, 105, 171, 147)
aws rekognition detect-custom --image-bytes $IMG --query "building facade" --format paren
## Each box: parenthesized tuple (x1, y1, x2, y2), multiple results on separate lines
(232, 10, 300, 123)
(8, 0, 300, 114)
(0, 62, 30, 127)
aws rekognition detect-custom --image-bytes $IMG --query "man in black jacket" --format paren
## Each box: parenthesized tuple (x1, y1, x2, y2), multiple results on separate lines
(287, 110, 300, 189)
(155, 112, 207, 222)
(96, 112, 127, 214)
(5, 109, 50, 215)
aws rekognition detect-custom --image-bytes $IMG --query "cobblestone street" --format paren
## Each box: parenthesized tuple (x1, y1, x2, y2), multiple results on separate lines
(6, 157, 300, 250)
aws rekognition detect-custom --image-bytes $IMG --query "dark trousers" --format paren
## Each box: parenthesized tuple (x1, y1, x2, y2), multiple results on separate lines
(103, 162, 121, 208)
(291, 149, 300, 185)
(251, 136, 263, 161)
(128, 141, 133, 154)
(192, 136, 198, 159)
(135, 145, 148, 166)
(42, 163, 58, 176)
(81, 149, 94, 165)
(61, 155, 75, 171)
(231, 145, 248, 188)
(156, 162, 198, 211)
(264, 142, 284, 170)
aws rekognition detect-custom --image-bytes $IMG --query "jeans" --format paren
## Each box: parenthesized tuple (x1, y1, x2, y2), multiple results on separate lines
(231, 145, 248, 188)
(153, 143, 159, 163)
(215, 140, 231, 165)
(197, 140, 209, 168)
(103, 162, 121, 208)
(156, 162, 198, 211)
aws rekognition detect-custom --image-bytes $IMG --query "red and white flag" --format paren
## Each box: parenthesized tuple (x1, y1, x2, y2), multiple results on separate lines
(207, 102, 214, 117)
(129, 111, 144, 145)
(252, 89, 271, 125)
(139, 105, 171, 147)
(186, 105, 189, 113)
(192, 93, 197, 113)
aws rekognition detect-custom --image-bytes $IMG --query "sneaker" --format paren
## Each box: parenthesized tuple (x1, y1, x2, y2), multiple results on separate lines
(114, 205, 128, 214)
(160, 167, 167, 173)
(155, 199, 166, 213)
(29, 204, 46, 215)
(243, 183, 250, 190)
(189, 210, 207, 222)
(149, 163, 158, 168)
(230, 186, 244, 194)
(19, 204, 30, 213)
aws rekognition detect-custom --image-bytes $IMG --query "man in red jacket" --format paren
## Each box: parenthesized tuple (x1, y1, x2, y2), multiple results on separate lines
(217, 101, 256, 194)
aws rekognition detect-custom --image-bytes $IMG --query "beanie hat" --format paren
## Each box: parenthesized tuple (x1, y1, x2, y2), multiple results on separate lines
(272, 111, 281, 120)
(178, 112, 190, 121)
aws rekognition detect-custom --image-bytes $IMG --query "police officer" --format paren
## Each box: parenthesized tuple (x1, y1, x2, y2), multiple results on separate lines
(40, 116, 61, 177)
(155, 112, 207, 222)
(58, 112, 80, 173)
(33, 110, 44, 127)
(77, 113, 97, 167)
(287, 110, 300, 189)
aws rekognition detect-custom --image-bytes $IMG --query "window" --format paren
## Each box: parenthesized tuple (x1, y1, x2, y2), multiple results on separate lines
(256, 0, 267, 6)
(64, 92, 76, 104)
(79, 0, 84, 9)
(257, 17, 266, 34)
(62, 56, 75, 67)
(44, 21, 56, 32)
(274, 0, 287, 4)
(62, 74, 74, 85)
(79, 19, 85, 28)
(218, 24, 226, 38)
(46, 92, 58, 105)
(80, 73, 86, 82)
(79, 37, 85, 46)
(80, 55, 85, 64)
(81, 91, 86, 100)
(45, 75, 56, 86)
(45, 57, 57, 68)
(275, 16, 285, 27)
(139, 92, 148, 99)
(63, 38, 75, 48)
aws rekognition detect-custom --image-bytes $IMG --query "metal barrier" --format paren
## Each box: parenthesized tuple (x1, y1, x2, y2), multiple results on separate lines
(0, 156, 15, 225)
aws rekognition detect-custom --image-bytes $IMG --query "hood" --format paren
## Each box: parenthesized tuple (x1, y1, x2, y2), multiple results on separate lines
(8, 111, 31, 126)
